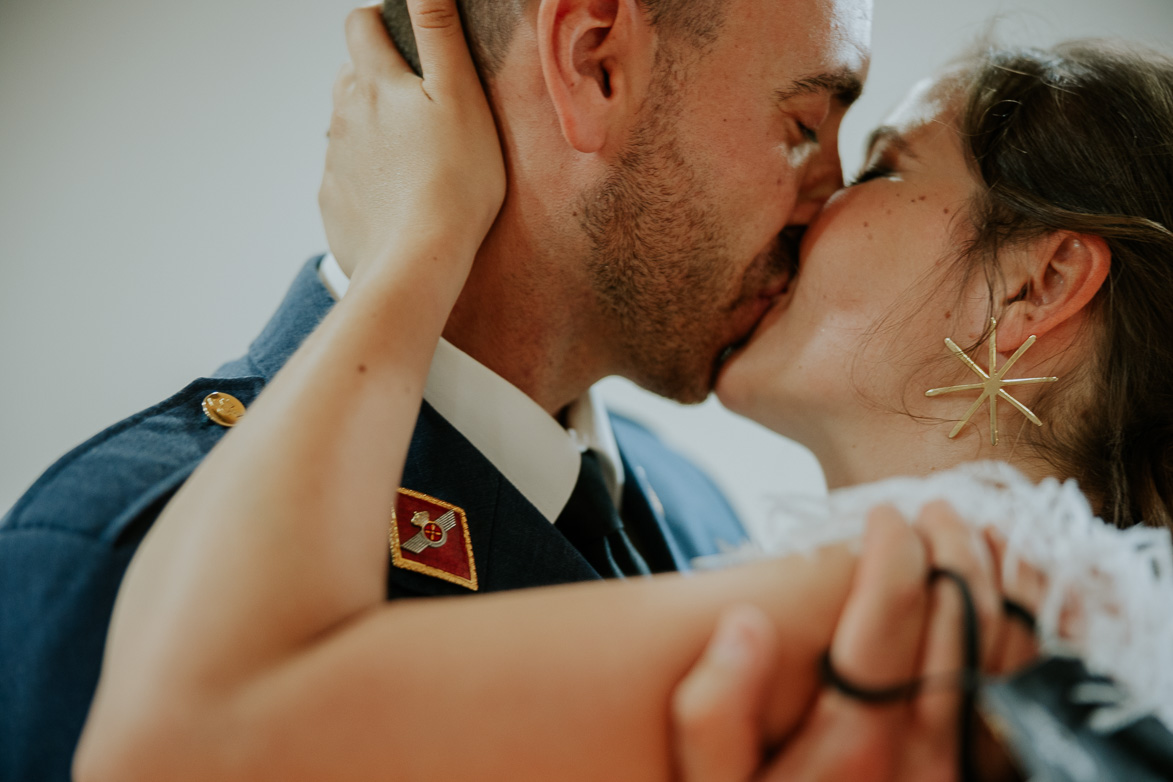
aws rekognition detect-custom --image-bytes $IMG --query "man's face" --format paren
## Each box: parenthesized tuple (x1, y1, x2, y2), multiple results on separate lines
(579, 0, 872, 403)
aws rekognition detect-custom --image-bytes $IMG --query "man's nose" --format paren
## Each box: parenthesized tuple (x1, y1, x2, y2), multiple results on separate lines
(789, 139, 844, 226)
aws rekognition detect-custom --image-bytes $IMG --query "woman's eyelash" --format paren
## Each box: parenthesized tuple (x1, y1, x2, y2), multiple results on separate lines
(849, 165, 893, 186)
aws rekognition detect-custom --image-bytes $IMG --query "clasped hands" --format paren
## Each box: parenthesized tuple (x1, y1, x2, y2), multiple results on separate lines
(672, 501, 1039, 782)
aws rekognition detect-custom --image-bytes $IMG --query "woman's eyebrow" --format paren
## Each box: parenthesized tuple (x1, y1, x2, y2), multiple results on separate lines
(864, 125, 918, 159)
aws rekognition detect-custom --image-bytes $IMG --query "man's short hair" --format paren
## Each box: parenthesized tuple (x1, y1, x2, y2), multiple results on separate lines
(381, 0, 725, 79)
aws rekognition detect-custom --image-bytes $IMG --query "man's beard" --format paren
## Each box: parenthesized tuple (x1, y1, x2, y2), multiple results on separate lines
(578, 84, 791, 403)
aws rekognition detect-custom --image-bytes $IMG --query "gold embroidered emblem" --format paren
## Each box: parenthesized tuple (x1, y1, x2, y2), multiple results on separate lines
(389, 489, 478, 591)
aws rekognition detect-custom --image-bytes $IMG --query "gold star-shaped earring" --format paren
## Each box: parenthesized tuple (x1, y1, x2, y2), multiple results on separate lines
(925, 318, 1058, 445)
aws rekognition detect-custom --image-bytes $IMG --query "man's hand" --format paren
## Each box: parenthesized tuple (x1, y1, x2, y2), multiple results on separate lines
(671, 605, 779, 782)
(671, 504, 1040, 782)
(320, 1, 505, 286)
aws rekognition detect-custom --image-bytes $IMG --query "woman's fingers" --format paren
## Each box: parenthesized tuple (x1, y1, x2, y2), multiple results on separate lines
(765, 506, 1038, 782)
(904, 499, 1000, 778)
(320, 2, 504, 278)
(983, 528, 1041, 676)
(671, 605, 777, 782)
(763, 508, 932, 782)
(829, 506, 930, 690)
(914, 502, 1002, 672)
(405, 0, 478, 98)
(808, 507, 932, 779)
(345, 5, 410, 78)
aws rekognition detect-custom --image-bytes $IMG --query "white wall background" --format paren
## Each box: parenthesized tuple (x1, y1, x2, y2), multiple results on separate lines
(2, 0, 1170, 530)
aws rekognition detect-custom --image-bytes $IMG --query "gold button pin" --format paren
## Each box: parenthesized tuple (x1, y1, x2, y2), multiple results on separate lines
(202, 392, 246, 427)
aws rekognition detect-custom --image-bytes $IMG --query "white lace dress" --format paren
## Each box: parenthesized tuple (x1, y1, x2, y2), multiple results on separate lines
(696, 461, 1173, 734)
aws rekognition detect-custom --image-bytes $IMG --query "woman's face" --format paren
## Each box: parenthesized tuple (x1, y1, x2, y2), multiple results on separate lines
(717, 77, 991, 446)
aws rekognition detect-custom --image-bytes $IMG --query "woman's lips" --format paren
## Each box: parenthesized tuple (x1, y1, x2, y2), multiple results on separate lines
(756, 289, 791, 330)
(713, 232, 803, 374)
(714, 228, 802, 377)
(761, 260, 797, 307)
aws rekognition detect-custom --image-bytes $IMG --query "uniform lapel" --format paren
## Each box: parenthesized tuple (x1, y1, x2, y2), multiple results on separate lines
(239, 257, 337, 381)
(391, 402, 600, 597)
(618, 453, 690, 573)
(229, 259, 599, 596)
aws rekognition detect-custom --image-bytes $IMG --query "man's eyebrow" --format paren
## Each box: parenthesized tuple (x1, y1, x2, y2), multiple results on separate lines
(773, 69, 864, 107)
(864, 125, 918, 159)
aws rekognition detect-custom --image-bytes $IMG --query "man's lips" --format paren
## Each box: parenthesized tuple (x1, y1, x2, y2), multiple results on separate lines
(714, 275, 795, 373)
(714, 295, 784, 376)
(712, 228, 803, 376)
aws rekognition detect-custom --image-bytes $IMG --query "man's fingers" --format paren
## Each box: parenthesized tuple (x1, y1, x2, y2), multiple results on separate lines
(761, 508, 929, 782)
(346, 5, 410, 78)
(829, 506, 930, 690)
(672, 605, 777, 782)
(761, 697, 899, 782)
(405, 0, 479, 96)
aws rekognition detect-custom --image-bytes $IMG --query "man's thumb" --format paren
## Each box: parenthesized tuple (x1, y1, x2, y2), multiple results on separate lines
(671, 605, 776, 782)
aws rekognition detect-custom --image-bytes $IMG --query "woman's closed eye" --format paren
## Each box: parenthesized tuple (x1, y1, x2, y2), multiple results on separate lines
(849, 164, 894, 186)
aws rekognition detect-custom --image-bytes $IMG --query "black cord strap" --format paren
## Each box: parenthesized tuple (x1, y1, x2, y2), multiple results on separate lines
(818, 651, 923, 703)
(930, 568, 980, 782)
(818, 567, 992, 782)
(1001, 597, 1037, 632)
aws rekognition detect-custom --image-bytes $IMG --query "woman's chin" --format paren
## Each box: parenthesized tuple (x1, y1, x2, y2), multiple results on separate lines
(713, 354, 752, 416)
(716, 293, 792, 415)
(715, 323, 819, 443)
(715, 341, 784, 429)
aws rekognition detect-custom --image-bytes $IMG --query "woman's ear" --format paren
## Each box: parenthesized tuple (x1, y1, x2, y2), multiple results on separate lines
(536, 0, 653, 154)
(996, 232, 1111, 350)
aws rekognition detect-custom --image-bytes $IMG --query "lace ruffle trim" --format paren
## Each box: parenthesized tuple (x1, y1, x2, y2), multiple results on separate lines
(694, 461, 1173, 733)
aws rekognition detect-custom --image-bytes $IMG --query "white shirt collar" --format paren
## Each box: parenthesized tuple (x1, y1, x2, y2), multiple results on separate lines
(318, 253, 624, 522)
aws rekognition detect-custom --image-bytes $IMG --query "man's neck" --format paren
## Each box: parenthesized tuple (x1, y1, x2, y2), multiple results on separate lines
(440, 215, 612, 416)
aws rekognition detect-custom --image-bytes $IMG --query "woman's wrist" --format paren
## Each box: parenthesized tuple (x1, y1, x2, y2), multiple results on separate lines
(349, 232, 478, 308)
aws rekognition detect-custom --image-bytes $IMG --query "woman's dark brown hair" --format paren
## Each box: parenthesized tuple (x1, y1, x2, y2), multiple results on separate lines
(955, 40, 1173, 529)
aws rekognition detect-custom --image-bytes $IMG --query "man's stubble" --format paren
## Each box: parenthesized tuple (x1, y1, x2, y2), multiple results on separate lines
(579, 58, 792, 404)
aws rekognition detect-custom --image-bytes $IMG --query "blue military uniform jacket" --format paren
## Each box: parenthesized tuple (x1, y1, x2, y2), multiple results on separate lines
(0, 257, 747, 781)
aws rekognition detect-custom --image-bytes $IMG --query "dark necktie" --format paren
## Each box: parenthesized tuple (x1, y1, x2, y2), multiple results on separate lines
(555, 450, 651, 578)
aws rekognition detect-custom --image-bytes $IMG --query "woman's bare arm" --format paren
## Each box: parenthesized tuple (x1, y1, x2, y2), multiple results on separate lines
(211, 550, 857, 782)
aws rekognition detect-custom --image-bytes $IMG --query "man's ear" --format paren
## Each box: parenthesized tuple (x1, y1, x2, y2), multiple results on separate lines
(536, 0, 653, 154)
(996, 232, 1111, 350)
